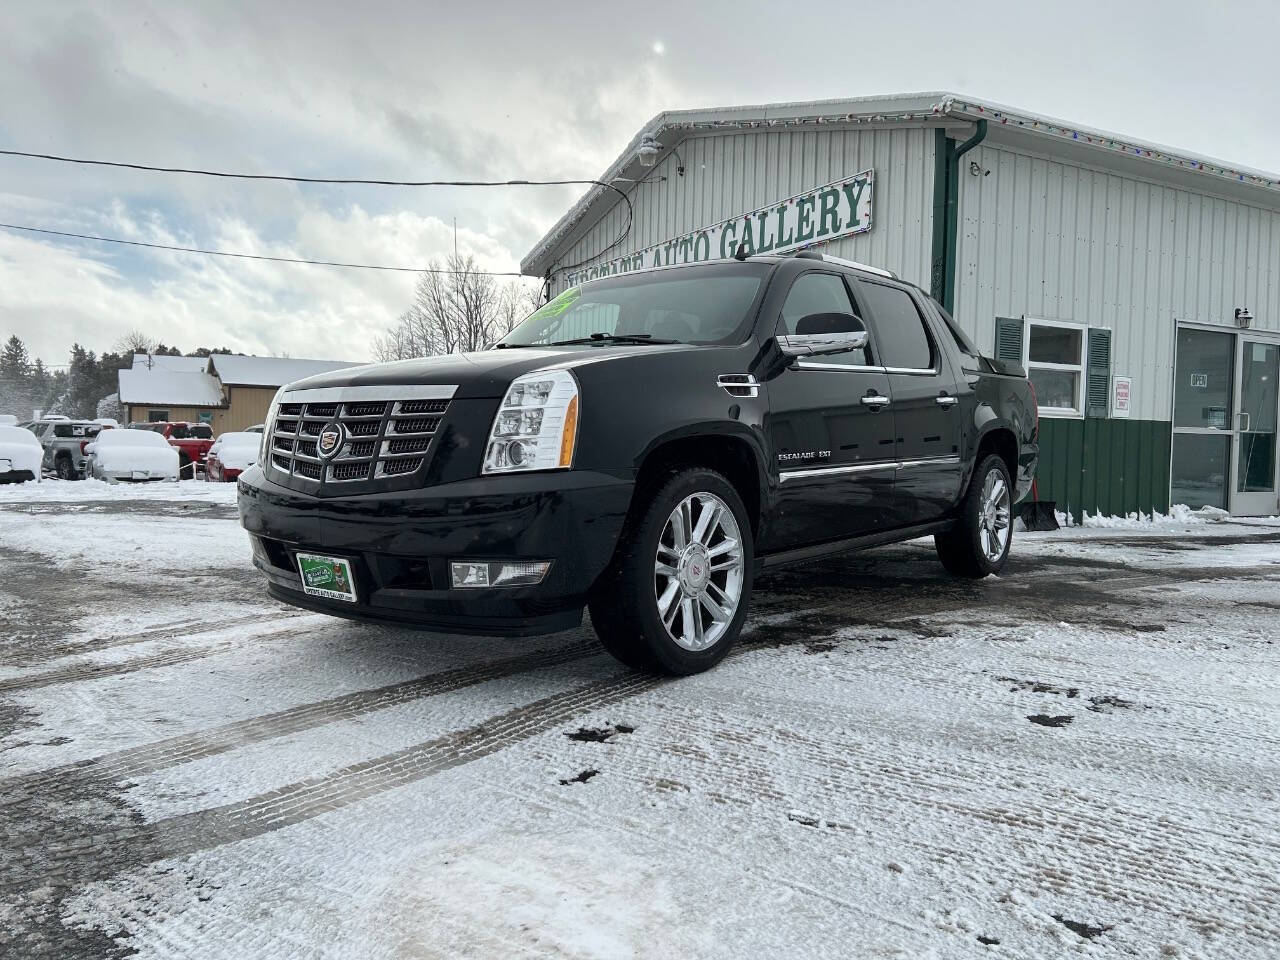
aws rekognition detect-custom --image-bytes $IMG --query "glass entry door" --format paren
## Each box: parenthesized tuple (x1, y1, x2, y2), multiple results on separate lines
(1230, 336, 1280, 515)
(1171, 327, 1235, 510)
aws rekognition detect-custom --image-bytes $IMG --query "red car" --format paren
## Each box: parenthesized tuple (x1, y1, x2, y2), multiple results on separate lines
(128, 421, 215, 478)
(204, 431, 260, 482)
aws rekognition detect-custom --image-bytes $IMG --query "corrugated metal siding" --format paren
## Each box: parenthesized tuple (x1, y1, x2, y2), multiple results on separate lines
(1034, 418, 1172, 519)
(955, 142, 1280, 422)
(547, 127, 935, 294)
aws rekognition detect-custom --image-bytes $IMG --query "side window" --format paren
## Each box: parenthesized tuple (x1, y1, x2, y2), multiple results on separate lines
(171, 424, 191, 439)
(777, 272, 871, 367)
(858, 282, 936, 371)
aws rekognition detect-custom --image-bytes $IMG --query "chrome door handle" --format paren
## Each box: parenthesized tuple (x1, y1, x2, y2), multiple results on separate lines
(861, 395, 890, 408)
(936, 395, 958, 407)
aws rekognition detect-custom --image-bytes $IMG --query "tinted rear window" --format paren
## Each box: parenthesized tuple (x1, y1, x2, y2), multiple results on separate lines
(932, 299, 980, 358)
(53, 423, 101, 439)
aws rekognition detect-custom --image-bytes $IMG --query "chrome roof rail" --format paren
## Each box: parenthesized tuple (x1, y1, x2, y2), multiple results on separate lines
(792, 249, 897, 280)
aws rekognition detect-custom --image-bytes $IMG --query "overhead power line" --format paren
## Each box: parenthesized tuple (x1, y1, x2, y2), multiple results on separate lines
(0, 147, 636, 276)
(0, 222, 525, 276)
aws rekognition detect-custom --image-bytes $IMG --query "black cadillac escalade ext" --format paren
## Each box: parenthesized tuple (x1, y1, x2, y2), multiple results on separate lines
(239, 251, 1037, 675)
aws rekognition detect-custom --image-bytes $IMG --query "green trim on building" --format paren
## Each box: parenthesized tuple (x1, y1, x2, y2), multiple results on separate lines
(929, 121, 987, 313)
(1034, 418, 1171, 520)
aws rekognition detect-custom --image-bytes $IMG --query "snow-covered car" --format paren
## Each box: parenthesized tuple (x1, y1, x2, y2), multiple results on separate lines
(0, 414, 17, 426)
(244, 424, 265, 433)
(85, 429, 180, 482)
(205, 432, 260, 482)
(93, 417, 121, 429)
(0, 425, 42, 484)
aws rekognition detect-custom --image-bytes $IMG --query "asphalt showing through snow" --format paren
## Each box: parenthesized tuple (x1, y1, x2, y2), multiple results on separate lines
(0, 495, 1277, 958)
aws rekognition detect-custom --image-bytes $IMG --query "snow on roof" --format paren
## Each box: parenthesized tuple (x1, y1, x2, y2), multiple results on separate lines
(207, 355, 360, 387)
(131, 353, 210, 372)
(117, 368, 224, 407)
(522, 91, 1280, 275)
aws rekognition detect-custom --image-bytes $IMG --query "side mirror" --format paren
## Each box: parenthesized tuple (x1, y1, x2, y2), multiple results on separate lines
(778, 312, 868, 358)
(778, 317, 869, 358)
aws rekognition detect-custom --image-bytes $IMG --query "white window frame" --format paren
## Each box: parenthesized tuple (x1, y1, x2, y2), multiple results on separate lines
(1024, 317, 1086, 419)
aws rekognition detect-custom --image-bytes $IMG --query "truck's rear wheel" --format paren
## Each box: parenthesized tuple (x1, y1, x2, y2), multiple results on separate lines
(589, 468, 753, 675)
(935, 453, 1013, 577)
(55, 454, 79, 481)
(178, 452, 194, 479)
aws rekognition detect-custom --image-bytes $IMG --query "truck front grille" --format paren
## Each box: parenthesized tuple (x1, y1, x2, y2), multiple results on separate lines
(267, 392, 453, 489)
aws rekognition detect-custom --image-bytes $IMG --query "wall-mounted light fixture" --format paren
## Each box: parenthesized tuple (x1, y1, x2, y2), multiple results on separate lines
(637, 136, 662, 167)
(1235, 307, 1254, 328)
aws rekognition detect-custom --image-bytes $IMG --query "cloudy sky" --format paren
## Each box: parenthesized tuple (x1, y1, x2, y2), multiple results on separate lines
(2, 0, 1276, 366)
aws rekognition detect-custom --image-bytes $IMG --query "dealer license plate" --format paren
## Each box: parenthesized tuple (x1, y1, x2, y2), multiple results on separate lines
(296, 553, 358, 602)
(132, 471, 148, 479)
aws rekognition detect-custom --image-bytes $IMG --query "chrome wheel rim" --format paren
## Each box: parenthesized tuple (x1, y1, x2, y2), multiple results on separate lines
(654, 492, 744, 651)
(979, 470, 1011, 562)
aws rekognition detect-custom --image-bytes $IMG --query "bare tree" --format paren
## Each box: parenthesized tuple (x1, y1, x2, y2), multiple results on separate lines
(376, 256, 544, 362)
(114, 329, 157, 355)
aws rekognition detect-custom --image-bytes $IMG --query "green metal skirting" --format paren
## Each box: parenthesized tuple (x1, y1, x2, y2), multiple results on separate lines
(1032, 418, 1171, 519)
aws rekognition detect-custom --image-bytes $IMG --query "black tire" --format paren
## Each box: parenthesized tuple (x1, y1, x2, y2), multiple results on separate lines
(178, 453, 194, 479)
(589, 467, 754, 676)
(935, 454, 1014, 578)
(55, 455, 79, 481)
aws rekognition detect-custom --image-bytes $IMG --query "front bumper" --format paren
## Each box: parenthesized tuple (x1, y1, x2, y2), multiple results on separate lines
(237, 466, 634, 636)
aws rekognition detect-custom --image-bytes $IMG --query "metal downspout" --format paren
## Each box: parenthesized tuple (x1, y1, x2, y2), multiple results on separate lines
(931, 118, 987, 314)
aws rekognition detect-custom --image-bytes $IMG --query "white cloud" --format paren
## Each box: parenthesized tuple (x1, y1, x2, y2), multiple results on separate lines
(1, 202, 535, 363)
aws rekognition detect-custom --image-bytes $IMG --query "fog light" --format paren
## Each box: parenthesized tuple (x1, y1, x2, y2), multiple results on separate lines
(450, 560, 552, 589)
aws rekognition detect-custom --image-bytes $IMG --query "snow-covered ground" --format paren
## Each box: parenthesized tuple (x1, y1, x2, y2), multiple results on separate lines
(0, 486, 1277, 959)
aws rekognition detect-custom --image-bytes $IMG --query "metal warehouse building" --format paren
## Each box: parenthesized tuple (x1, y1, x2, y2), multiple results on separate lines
(522, 93, 1280, 518)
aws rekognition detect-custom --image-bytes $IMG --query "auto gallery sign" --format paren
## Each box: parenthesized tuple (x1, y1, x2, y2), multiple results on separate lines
(563, 169, 874, 286)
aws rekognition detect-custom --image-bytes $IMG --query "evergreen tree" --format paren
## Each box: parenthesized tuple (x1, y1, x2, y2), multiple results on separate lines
(0, 335, 31, 382)
(67, 344, 102, 418)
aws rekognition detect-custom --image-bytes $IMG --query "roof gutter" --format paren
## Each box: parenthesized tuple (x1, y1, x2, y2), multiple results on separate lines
(930, 116, 986, 314)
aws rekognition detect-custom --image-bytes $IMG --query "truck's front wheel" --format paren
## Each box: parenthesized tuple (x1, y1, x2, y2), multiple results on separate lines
(589, 468, 753, 675)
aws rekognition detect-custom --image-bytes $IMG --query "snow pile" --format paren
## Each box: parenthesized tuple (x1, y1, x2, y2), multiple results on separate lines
(1081, 504, 1230, 528)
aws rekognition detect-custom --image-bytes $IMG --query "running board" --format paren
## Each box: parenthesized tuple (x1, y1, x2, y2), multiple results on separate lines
(757, 520, 956, 571)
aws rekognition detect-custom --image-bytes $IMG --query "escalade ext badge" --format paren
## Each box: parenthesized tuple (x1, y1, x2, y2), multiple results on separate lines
(239, 256, 1037, 676)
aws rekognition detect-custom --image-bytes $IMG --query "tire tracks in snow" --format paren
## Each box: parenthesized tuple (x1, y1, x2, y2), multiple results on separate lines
(595, 699, 1280, 947)
(8, 638, 602, 789)
(0, 614, 320, 695)
(0, 670, 666, 901)
(2, 610, 303, 668)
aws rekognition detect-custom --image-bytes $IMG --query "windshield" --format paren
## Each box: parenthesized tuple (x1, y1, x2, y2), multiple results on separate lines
(500, 263, 770, 347)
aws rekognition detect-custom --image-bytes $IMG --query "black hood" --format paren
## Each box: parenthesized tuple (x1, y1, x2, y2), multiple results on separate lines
(283, 344, 699, 399)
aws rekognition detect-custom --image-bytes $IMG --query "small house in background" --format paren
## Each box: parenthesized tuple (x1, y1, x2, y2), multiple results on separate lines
(118, 354, 362, 433)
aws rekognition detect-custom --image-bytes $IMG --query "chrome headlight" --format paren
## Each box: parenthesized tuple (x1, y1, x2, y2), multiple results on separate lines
(483, 369, 579, 474)
(261, 387, 285, 463)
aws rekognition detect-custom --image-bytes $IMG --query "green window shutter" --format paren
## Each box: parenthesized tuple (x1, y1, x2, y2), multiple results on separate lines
(994, 316, 1024, 363)
(1086, 327, 1112, 418)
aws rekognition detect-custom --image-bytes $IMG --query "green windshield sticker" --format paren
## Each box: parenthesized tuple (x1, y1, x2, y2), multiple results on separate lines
(535, 287, 580, 319)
